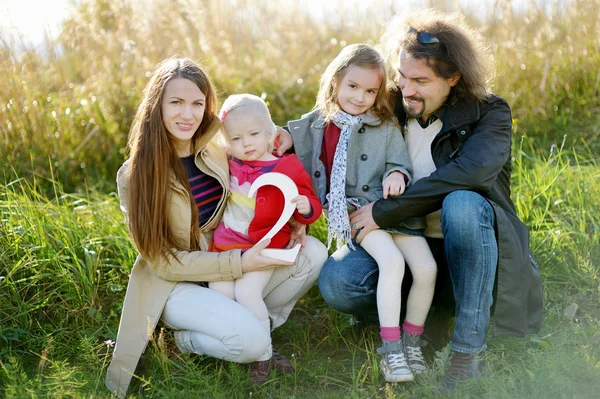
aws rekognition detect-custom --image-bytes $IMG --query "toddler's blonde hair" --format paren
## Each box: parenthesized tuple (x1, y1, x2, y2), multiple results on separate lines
(217, 93, 277, 150)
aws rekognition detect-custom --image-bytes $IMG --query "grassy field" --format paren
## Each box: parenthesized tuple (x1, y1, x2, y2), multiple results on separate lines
(1, 0, 600, 397)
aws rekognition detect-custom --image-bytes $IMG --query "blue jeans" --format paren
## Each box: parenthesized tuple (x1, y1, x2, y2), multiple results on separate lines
(318, 190, 497, 354)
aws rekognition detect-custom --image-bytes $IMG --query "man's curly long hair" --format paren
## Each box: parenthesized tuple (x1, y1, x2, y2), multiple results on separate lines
(380, 8, 495, 103)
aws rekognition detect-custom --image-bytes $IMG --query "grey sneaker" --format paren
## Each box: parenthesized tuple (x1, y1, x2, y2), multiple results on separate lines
(402, 331, 428, 373)
(377, 340, 414, 382)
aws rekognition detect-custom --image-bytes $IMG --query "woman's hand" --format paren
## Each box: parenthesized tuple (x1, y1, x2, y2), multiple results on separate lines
(241, 239, 294, 273)
(274, 127, 293, 156)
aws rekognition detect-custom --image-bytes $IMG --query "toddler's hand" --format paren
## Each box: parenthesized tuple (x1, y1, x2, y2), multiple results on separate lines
(291, 195, 312, 217)
(382, 171, 406, 199)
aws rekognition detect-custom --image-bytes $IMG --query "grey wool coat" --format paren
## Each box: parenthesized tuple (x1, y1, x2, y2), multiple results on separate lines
(288, 110, 423, 230)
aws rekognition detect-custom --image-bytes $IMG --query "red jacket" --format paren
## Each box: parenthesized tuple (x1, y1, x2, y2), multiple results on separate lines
(248, 154, 322, 248)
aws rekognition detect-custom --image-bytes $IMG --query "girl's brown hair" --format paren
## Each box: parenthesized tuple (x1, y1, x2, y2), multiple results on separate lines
(126, 57, 218, 261)
(315, 44, 396, 123)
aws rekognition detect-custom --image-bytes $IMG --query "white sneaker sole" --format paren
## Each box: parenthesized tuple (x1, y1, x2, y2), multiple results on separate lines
(383, 371, 415, 382)
(381, 362, 415, 382)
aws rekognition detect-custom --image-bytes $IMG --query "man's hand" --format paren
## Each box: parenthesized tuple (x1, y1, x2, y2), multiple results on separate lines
(274, 127, 293, 156)
(382, 171, 406, 199)
(349, 202, 380, 243)
(286, 217, 307, 248)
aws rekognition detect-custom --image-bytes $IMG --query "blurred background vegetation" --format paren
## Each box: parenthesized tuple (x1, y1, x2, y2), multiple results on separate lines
(1, 0, 599, 193)
(0, 0, 599, 397)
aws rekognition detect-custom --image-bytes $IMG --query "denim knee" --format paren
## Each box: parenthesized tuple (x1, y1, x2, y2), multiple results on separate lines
(441, 190, 494, 237)
(318, 245, 379, 315)
(317, 256, 349, 311)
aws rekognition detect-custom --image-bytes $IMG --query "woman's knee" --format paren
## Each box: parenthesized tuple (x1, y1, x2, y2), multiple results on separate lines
(302, 236, 328, 274)
(285, 236, 327, 291)
(175, 321, 270, 363)
(222, 328, 271, 363)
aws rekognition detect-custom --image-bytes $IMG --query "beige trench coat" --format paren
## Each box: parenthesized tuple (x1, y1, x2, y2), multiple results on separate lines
(105, 120, 245, 397)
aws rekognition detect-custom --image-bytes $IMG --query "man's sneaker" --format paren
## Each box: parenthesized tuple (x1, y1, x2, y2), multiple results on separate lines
(402, 331, 428, 373)
(442, 351, 483, 390)
(377, 340, 414, 382)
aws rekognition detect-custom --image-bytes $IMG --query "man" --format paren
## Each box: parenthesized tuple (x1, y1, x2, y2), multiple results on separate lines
(278, 9, 542, 389)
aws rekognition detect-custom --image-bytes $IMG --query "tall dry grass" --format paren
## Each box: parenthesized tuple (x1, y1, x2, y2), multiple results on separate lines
(1, 0, 598, 192)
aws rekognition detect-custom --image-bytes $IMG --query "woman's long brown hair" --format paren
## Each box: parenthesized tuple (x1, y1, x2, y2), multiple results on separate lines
(126, 57, 218, 261)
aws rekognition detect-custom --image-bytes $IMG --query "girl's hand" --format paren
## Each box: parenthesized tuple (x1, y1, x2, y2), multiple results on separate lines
(286, 218, 307, 249)
(291, 195, 312, 217)
(382, 171, 406, 199)
(241, 239, 294, 273)
(274, 127, 293, 156)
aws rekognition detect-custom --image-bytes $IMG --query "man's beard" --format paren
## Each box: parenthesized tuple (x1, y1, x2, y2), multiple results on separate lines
(403, 96, 425, 119)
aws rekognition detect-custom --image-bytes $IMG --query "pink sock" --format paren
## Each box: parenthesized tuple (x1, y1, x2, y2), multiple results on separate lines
(380, 326, 401, 342)
(402, 320, 424, 335)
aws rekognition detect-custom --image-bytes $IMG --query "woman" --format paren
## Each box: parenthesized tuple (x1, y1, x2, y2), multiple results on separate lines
(105, 57, 327, 397)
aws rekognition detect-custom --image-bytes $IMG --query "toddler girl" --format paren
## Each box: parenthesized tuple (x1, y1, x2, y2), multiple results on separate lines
(288, 44, 437, 382)
(210, 94, 322, 383)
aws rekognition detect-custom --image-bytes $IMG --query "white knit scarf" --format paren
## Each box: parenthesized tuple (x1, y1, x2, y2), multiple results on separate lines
(326, 110, 364, 250)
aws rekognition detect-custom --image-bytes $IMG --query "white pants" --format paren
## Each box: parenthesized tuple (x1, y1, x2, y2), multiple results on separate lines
(209, 269, 275, 360)
(160, 236, 327, 363)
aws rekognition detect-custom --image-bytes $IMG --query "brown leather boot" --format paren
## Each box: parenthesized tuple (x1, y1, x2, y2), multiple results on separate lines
(249, 359, 273, 385)
(272, 349, 294, 373)
(441, 352, 483, 391)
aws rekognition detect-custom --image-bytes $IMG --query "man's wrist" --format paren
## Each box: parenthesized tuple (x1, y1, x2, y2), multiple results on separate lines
(371, 199, 385, 228)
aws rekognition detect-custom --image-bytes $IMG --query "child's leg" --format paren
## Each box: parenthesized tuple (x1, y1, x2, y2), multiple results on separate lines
(392, 235, 437, 326)
(392, 234, 437, 373)
(208, 280, 236, 300)
(361, 230, 406, 329)
(235, 268, 275, 361)
(362, 230, 413, 382)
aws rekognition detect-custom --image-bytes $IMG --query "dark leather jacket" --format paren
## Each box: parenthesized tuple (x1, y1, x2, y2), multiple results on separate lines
(373, 92, 542, 337)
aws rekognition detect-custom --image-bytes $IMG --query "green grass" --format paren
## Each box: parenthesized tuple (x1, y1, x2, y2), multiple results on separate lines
(1, 145, 599, 398)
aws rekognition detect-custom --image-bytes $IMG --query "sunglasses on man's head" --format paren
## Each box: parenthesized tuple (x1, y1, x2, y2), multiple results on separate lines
(407, 27, 440, 46)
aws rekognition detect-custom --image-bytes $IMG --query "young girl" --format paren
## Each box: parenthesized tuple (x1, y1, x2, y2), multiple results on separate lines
(210, 94, 322, 384)
(287, 44, 437, 382)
